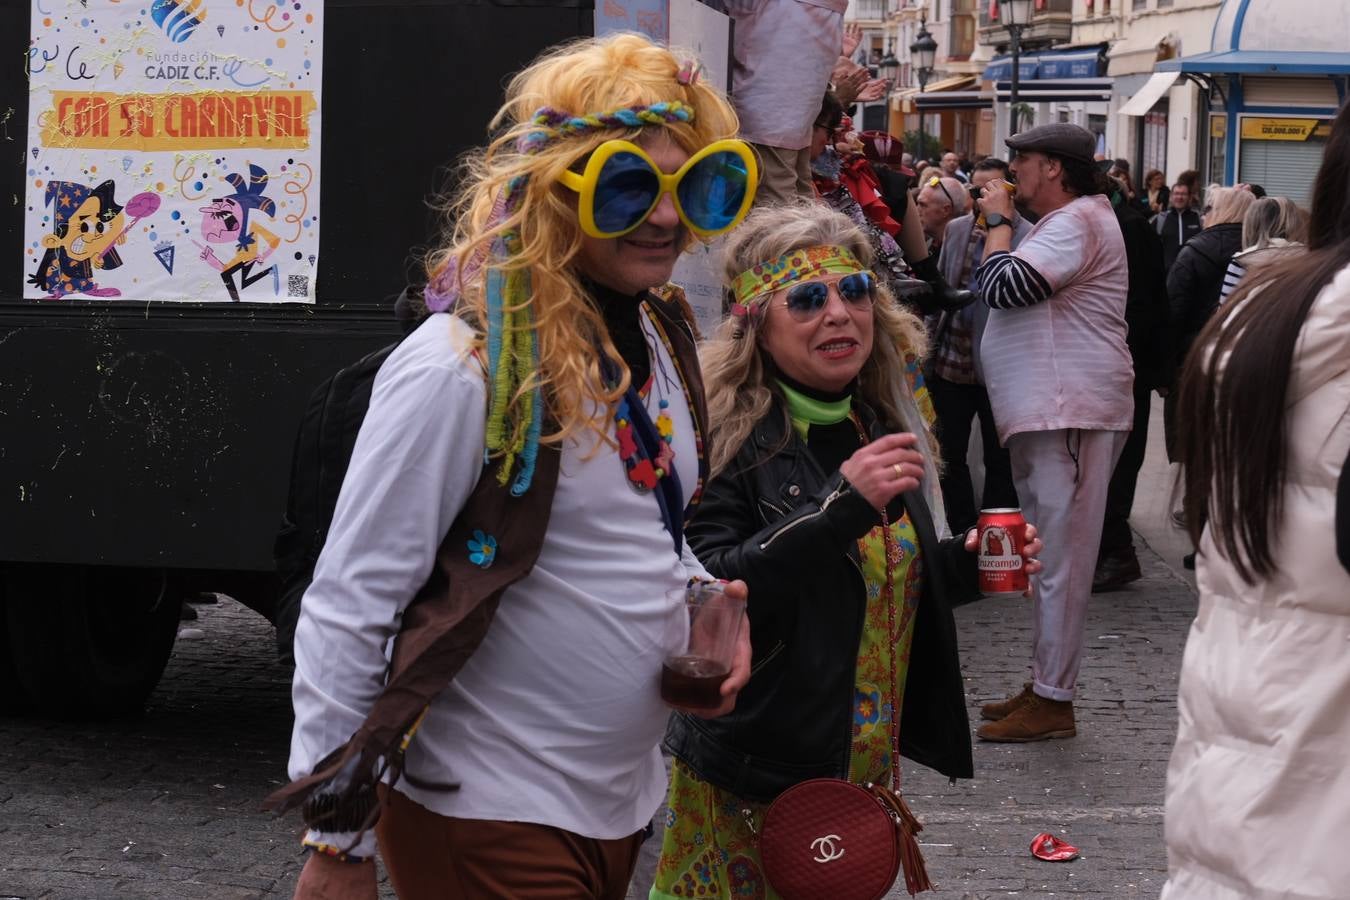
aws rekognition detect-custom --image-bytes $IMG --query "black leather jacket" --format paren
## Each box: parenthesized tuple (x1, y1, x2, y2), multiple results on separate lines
(664, 402, 977, 803)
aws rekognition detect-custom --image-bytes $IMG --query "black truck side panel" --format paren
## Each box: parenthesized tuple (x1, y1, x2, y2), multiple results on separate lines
(0, 1, 593, 580)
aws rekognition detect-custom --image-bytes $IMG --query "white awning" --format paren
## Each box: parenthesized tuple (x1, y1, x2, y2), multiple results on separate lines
(1117, 71, 1180, 116)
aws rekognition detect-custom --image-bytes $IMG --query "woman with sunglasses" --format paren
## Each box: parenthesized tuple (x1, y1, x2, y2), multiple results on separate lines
(651, 203, 1043, 899)
(277, 34, 759, 900)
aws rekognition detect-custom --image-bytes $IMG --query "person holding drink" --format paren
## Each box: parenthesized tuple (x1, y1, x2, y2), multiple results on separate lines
(650, 203, 1043, 899)
(969, 123, 1132, 744)
(661, 582, 747, 710)
(273, 34, 754, 899)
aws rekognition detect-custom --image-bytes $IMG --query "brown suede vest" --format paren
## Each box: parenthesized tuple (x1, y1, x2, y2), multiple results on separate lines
(264, 286, 708, 822)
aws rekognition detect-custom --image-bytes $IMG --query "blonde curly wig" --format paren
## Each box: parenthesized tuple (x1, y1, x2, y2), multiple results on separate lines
(426, 33, 740, 458)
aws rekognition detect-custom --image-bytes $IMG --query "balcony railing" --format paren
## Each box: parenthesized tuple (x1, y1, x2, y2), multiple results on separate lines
(978, 0, 1073, 47)
(979, 0, 1072, 28)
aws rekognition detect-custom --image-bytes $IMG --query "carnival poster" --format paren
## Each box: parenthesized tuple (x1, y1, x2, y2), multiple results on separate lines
(23, 0, 323, 303)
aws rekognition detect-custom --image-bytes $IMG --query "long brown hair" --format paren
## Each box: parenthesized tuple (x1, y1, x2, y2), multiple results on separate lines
(1178, 101, 1350, 583)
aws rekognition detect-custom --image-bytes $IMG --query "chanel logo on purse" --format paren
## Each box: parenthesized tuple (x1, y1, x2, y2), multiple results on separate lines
(810, 834, 845, 863)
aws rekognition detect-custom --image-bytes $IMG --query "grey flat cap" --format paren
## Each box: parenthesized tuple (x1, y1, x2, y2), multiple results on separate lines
(1005, 123, 1096, 164)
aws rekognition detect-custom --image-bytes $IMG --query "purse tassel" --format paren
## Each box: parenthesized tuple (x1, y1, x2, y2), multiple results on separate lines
(870, 785, 934, 895)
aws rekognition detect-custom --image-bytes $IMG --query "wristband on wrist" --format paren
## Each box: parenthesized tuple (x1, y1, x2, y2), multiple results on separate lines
(302, 836, 370, 864)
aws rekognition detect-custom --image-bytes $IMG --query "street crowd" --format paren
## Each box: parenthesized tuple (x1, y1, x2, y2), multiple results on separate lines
(269, 10, 1350, 900)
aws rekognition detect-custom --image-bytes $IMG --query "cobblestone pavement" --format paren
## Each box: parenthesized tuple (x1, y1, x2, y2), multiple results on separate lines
(0, 595, 331, 900)
(2, 459, 1196, 899)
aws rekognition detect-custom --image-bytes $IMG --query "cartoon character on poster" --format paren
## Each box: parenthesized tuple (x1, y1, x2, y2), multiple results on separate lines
(194, 164, 282, 302)
(23, 0, 324, 303)
(27, 181, 160, 299)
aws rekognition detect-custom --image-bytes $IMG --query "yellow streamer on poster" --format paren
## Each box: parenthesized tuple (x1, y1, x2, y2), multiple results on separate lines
(41, 90, 317, 151)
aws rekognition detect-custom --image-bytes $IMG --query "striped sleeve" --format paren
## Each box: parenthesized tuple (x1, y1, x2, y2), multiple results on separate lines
(1219, 259, 1246, 304)
(976, 250, 1054, 309)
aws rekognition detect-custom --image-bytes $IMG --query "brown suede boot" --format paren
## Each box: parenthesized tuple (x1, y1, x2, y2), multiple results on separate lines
(980, 683, 1035, 721)
(976, 693, 1076, 742)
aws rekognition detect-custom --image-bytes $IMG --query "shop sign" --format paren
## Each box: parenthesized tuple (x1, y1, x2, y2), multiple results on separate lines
(1239, 117, 1332, 142)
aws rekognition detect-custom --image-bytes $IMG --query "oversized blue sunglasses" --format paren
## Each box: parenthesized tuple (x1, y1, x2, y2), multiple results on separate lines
(557, 139, 759, 239)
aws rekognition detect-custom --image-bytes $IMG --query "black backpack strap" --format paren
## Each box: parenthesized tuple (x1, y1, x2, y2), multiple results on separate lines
(273, 332, 410, 662)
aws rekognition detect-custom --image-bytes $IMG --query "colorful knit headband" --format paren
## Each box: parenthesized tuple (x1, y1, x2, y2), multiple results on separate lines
(729, 245, 867, 319)
(431, 100, 697, 496)
(517, 101, 695, 155)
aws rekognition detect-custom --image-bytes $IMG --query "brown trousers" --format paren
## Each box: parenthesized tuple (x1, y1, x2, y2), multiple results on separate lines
(750, 142, 814, 205)
(374, 787, 645, 899)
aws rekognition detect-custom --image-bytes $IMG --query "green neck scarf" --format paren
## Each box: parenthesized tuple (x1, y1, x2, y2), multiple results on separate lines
(778, 378, 852, 441)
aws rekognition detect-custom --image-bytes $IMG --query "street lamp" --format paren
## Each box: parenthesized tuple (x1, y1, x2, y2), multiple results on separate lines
(909, 18, 937, 162)
(1003, 0, 1033, 137)
(878, 50, 900, 84)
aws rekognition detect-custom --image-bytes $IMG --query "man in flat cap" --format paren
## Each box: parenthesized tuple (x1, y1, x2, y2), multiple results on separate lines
(968, 123, 1134, 742)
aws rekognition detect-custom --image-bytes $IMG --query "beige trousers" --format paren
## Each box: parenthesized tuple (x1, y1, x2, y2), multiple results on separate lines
(749, 142, 814, 205)
(1006, 428, 1129, 701)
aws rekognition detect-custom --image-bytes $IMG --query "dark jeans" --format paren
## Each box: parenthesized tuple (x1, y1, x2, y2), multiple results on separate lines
(1162, 387, 1179, 463)
(1100, 380, 1152, 556)
(930, 375, 1018, 534)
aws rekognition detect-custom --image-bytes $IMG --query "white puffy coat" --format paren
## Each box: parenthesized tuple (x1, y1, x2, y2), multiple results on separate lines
(1161, 260, 1350, 899)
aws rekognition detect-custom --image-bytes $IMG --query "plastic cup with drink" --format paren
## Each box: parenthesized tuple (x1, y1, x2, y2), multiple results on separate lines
(661, 581, 744, 710)
(975, 181, 1017, 228)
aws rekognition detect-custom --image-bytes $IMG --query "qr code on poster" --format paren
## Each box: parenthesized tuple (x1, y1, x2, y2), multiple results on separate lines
(287, 274, 309, 298)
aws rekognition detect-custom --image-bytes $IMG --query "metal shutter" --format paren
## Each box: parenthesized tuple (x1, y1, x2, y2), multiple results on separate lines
(1237, 139, 1325, 206)
(1241, 77, 1339, 109)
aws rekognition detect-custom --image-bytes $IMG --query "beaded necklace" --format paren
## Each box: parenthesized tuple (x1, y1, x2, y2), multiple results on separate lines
(613, 301, 705, 507)
(849, 410, 931, 893)
(615, 373, 675, 492)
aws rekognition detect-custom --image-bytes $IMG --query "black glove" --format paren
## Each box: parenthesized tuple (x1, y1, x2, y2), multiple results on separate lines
(907, 254, 976, 316)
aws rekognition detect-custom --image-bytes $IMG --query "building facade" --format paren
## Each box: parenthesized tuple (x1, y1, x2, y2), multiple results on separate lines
(1111, 0, 1226, 190)
(1151, 0, 1349, 205)
(889, 0, 993, 159)
(854, 0, 1346, 202)
(845, 0, 899, 133)
(975, 0, 1118, 159)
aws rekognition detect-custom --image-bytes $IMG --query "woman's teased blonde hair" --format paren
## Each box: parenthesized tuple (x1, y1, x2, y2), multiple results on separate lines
(1202, 184, 1256, 226)
(427, 33, 739, 455)
(701, 202, 933, 476)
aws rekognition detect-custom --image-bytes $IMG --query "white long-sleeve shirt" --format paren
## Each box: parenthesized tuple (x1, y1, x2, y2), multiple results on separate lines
(289, 311, 709, 856)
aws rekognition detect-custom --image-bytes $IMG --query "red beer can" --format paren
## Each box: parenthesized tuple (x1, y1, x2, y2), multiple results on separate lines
(977, 507, 1029, 596)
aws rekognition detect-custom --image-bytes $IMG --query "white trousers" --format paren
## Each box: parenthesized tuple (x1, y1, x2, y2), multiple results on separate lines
(1006, 428, 1128, 702)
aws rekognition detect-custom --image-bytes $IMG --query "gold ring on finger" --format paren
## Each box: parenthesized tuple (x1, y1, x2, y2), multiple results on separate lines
(893, 463, 904, 479)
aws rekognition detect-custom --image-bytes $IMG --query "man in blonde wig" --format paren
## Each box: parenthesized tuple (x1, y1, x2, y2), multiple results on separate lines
(270, 34, 754, 899)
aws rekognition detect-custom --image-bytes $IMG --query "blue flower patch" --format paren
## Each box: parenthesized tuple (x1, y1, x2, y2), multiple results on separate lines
(467, 530, 498, 568)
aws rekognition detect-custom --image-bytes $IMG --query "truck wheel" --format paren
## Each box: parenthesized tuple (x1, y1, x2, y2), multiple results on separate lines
(3, 565, 182, 718)
(0, 584, 33, 715)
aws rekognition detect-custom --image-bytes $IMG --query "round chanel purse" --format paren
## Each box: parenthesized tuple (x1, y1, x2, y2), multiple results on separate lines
(759, 778, 931, 899)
